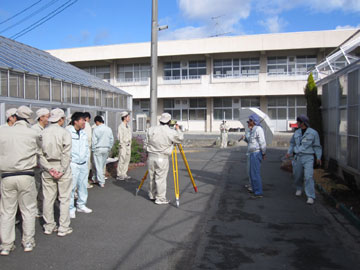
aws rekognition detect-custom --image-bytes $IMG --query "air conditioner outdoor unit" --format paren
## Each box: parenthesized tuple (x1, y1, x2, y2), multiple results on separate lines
(136, 114, 147, 132)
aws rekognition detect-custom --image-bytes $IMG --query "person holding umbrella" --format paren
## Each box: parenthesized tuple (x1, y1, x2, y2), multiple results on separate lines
(239, 114, 266, 198)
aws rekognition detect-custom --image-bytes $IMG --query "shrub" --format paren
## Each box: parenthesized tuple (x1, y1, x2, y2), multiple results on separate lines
(304, 73, 323, 144)
(110, 136, 147, 164)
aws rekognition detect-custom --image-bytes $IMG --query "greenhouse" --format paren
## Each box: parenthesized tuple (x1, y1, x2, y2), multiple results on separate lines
(0, 35, 131, 132)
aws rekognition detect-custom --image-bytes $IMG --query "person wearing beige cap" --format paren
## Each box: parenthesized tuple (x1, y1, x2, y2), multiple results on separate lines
(144, 112, 184, 205)
(0, 108, 17, 128)
(0, 106, 41, 255)
(39, 108, 73, 237)
(116, 111, 132, 181)
(32, 108, 50, 133)
(31, 108, 50, 218)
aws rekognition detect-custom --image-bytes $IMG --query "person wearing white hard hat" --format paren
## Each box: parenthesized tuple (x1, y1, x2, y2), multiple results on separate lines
(39, 108, 73, 236)
(0, 106, 41, 255)
(144, 112, 184, 205)
(116, 111, 132, 181)
(0, 108, 17, 128)
(31, 108, 50, 218)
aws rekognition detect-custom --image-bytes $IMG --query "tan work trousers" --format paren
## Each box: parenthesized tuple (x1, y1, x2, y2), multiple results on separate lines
(0, 175, 37, 249)
(42, 162, 72, 233)
(34, 167, 43, 213)
(148, 155, 169, 201)
(117, 144, 131, 178)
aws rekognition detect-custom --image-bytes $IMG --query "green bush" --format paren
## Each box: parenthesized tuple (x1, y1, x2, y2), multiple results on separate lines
(304, 73, 323, 144)
(110, 136, 147, 164)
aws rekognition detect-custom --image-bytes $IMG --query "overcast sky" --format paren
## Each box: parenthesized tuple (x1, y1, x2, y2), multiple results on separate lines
(0, 0, 359, 50)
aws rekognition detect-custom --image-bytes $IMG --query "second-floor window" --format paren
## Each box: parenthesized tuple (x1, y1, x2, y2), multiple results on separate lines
(267, 56, 316, 76)
(82, 66, 110, 82)
(117, 64, 150, 83)
(213, 58, 260, 78)
(163, 60, 206, 80)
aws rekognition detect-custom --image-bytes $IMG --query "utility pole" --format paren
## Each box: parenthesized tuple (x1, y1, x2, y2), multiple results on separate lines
(149, 0, 168, 127)
(150, 0, 158, 127)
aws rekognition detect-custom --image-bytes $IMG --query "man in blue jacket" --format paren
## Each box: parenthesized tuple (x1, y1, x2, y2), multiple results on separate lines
(286, 115, 322, 205)
(92, 116, 114, 188)
(67, 112, 92, 218)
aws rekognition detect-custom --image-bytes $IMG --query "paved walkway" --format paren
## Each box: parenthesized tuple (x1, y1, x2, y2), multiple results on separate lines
(1, 147, 359, 269)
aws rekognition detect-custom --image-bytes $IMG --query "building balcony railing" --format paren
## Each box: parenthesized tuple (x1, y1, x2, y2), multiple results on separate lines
(161, 75, 202, 84)
(116, 77, 149, 86)
(211, 73, 259, 82)
(266, 72, 308, 81)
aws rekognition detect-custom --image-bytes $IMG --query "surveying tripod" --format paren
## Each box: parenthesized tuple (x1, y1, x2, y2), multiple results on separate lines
(135, 144, 198, 207)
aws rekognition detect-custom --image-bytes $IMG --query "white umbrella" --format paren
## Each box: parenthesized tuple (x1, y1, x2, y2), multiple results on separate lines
(238, 108, 275, 145)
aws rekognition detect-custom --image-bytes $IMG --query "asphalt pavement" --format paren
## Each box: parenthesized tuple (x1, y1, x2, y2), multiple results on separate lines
(1, 146, 360, 270)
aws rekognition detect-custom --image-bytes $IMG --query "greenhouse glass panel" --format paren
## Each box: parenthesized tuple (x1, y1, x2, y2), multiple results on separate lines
(39, 78, 50, 101)
(0, 70, 8, 96)
(52, 80, 61, 102)
(72, 85, 80, 104)
(25, 75, 37, 100)
(9, 72, 24, 98)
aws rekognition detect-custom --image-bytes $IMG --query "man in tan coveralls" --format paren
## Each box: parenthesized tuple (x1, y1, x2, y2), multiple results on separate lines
(83, 112, 93, 188)
(32, 108, 50, 217)
(145, 113, 184, 205)
(0, 106, 41, 255)
(39, 108, 73, 237)
(116, 111, 132, 181)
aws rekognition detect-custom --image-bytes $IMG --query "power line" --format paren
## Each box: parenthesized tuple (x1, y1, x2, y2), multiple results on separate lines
(11, 0, 78, 40)
(0, 0, 61, 34)
(0, 0, 43, 26)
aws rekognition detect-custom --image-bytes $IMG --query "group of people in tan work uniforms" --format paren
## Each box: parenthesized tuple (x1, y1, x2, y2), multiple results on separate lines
(0, 106, 183, 256)
(0, 102, 321, 257)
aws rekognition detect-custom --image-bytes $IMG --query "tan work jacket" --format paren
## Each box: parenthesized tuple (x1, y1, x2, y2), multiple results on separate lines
(145, 125, 184, 156)
(39, 123, 72, 174)
(117, 122, 132, 147)
(0, 120, 41, 173)
(31, 122, 45, 133)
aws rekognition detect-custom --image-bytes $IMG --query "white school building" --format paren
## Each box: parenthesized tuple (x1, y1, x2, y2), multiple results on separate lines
(48, 29, 358, 132)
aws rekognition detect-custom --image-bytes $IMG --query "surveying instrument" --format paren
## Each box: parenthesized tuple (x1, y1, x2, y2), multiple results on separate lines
(135, 143, 198, 207)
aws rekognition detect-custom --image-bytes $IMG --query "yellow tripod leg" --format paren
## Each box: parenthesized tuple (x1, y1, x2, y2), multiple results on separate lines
(136, 170, 148, 196)
(178, 144, 198, 192)
(172, 147, 180, 207)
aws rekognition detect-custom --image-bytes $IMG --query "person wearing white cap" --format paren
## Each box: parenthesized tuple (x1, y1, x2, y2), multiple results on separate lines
(0, 106, 41, 255)
(0, 108, 17, 128)
(31, 108, 50, 218)
(32, 108, 50, 133)
(39, 108, 73, 237)
(116, 111, 132, 181)
(144, 112, 184, 205)
(220, 120, 230, 148)
(91, 115, 114, 187)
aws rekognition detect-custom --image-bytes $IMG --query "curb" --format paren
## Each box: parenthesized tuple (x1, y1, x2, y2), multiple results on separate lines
(316, 183, 360, 231)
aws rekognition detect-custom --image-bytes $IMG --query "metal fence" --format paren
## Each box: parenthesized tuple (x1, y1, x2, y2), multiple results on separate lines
(318, 59, 360, 180)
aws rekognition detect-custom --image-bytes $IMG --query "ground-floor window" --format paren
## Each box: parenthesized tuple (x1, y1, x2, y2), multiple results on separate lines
(214, 96, 260, 120)
(163, 98, 206, 121)
(267, 95, 306, 120)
